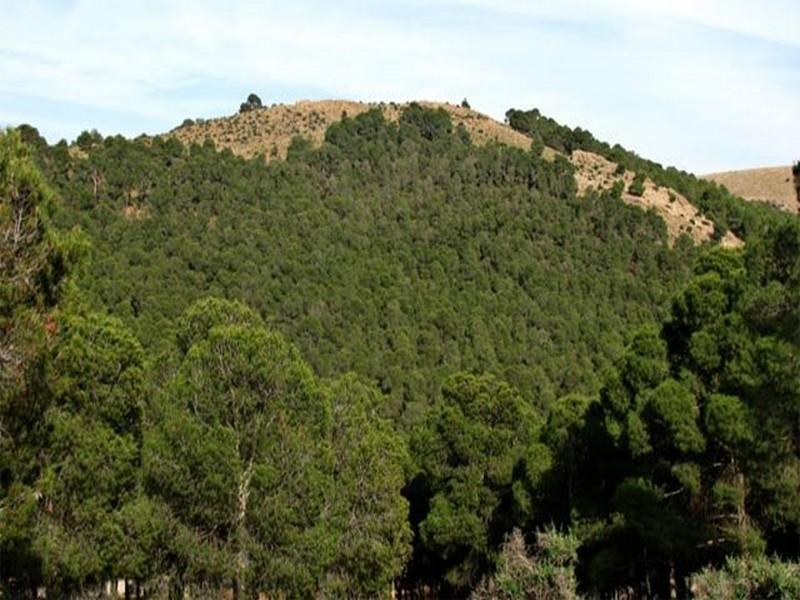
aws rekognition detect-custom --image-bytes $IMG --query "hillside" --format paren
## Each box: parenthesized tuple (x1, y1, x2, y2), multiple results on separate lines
(31, 104, 700, 418)
(7, 101, 800, 599)
(166, 99, 740, 246)
(703, 165, 798, 213)
(571, 149, 742, 247)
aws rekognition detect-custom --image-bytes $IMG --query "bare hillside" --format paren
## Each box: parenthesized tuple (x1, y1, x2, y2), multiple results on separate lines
(164, 100, 739, 247)
(703, 166, 798, 213)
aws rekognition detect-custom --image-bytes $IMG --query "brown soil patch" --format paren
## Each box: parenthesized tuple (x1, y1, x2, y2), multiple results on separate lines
(703, 166, 798, 213)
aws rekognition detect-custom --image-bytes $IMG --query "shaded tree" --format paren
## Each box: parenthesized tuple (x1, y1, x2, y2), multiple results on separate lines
(239, 93, 263, 113)
(0, 130, 82, 594)
(406, 373, 551, 595)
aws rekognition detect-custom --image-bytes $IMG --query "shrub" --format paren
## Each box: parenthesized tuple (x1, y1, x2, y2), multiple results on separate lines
(610, 180, 625, 199)
(690, 556, 800, 599)
(629, 172, 646, 197)
(471, 528, 579, 600)
(239, 92, 263, 113)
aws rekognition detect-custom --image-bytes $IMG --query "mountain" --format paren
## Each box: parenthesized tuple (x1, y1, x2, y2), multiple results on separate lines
(166, 100, 743, 247)
(5, 99, 800, 598)
(33, 103, 694, 417)
(703, 165, 799, 213)
(23, 99, 785, 418)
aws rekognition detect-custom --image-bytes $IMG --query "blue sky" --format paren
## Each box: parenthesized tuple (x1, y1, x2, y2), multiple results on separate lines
(1, 0, 798, 173)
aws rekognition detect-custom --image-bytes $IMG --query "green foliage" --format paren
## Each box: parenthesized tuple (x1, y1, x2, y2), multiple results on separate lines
(704, 394, 752, 450)
(690, 555, 800, 599)
(175, 296, 263, 356)
(325, 375, 412, 597)
(400, 102, 453, 140)
(407, 372, 551, 593)
(576, 222, 800, 596)
(31, 311, 145, 592)
(145, 298, 410, 597)
(1, 129, 78, 383)
(239, 93, 263, 113)
(145, 298, 333, 595)
(629, 173, 646, 197)
(37, 105, 692, 421)
(0, 129, 83, 592)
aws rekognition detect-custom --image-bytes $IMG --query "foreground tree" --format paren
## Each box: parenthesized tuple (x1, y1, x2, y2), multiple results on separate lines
(325, 375, 412, 597)
(579, 231, 800, 596)
(33, 312, 146, 593)
(0, 129, 81, 594)
(146, 298, 411, 598)
(145, 298, 332, 597)
(406, 373, 551, 595)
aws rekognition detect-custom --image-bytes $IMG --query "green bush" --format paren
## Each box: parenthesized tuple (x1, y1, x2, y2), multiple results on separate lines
(690, 556, 800, 599)
(471, 528, 579, 600)
(239, 92, 262, 113)
(629, 173, 646, 197)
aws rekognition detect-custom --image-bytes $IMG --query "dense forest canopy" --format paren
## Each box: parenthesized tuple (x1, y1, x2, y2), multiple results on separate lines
(25, 107, 700, 419)
(2, 103, 800, 598)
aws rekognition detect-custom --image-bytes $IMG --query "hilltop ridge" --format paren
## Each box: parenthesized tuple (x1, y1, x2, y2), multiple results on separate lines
(165, 99, 741, 247)
(168, 99, 534, 159)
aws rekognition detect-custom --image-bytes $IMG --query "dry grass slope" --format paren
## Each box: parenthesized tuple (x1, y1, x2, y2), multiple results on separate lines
(163, 99, 740, 247)
(703, 166, 798, 214)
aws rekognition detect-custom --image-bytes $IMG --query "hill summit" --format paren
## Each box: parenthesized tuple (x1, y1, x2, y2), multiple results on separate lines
(166, 98, 741, 247)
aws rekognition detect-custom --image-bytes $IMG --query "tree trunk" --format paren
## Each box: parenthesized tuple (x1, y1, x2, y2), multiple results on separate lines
(234, 459, 255, 599)
(669, 561, 678, 599)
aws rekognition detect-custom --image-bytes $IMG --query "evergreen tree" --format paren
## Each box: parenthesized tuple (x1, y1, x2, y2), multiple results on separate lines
(325, 375, 412, 597)
(406, 373, 551, 594)
(0, 130, 81, 594)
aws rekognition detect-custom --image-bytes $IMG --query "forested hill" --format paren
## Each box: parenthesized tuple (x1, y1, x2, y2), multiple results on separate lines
(4, 103, 799, 598)
(25, 105, 700, 419)
(19, 103, 790, 420)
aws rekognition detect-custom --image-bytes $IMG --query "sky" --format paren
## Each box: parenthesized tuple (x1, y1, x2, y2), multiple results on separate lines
(1, 0, 798, 173)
